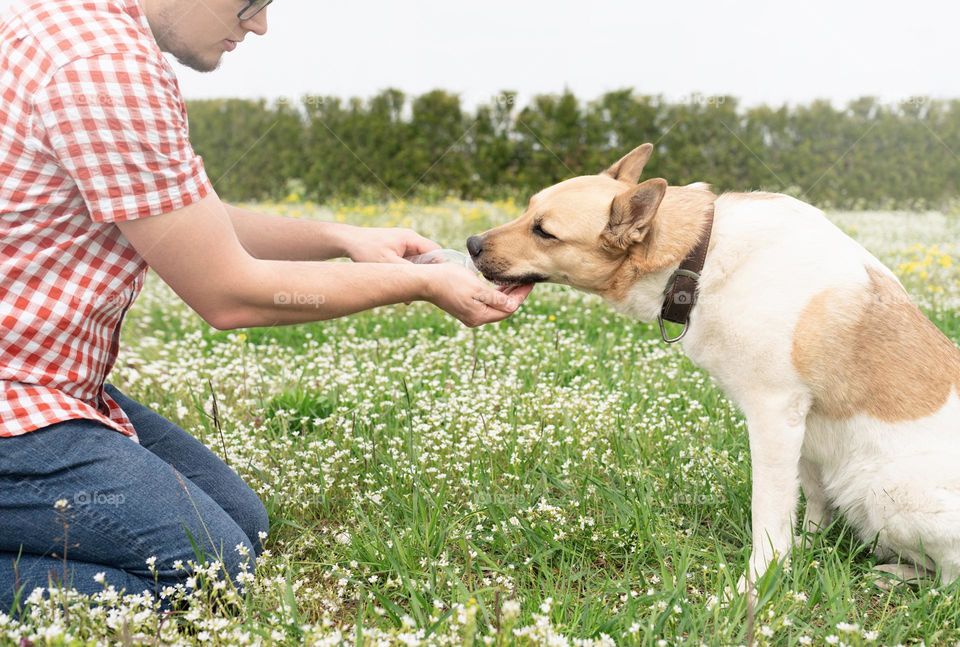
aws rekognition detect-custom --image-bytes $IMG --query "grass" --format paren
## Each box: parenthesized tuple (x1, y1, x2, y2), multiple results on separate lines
(3, 199, 960, 645)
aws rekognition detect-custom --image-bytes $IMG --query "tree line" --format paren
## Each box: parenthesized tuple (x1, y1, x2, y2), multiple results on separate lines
(186, 90, 960, 209)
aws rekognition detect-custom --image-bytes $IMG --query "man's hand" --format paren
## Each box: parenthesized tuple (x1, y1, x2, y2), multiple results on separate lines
(343, 227, 440, 264)
(421, 264, 535, 327)
(114, 193, 532, 330)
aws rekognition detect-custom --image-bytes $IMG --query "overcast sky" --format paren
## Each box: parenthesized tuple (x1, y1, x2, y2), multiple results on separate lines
(2, 0, 957, 108)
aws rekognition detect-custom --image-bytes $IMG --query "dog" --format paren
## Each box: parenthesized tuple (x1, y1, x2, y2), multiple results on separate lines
(466, 143, 960, 588)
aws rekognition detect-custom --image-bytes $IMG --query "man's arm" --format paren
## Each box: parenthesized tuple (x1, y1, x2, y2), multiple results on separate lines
(225, 203, 442, 263)
(224, 203, 354, 260)
(116, 193, 528, 330)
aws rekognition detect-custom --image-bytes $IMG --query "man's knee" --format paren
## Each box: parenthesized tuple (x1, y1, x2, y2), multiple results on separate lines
(221, 481, 269, 557)
(241, 489, 269, 557)
(155, 519, 256, 591)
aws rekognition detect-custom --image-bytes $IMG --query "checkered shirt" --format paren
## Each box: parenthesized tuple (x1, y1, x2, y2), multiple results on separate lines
(0, 0, 212, 442)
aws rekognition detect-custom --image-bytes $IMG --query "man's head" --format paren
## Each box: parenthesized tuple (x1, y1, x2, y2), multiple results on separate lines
(142, 0, 270, 72)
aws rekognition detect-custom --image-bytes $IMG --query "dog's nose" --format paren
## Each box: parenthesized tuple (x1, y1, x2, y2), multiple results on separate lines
(466, 235, 484, 257)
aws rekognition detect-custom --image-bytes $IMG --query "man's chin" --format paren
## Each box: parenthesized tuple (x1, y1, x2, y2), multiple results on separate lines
(173, 51, 222, 73)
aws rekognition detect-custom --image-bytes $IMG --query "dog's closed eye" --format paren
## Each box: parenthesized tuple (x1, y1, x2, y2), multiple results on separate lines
(532, 220, 558, 241)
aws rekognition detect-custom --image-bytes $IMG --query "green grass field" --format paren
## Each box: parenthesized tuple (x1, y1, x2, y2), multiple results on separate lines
(5, 200, 960, 646)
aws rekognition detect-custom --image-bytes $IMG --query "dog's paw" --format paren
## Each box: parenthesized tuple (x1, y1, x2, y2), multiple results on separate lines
(801, 506, 833, 535)
(794, 531, 822, 550)
(872, 563, 931, 592)
(722, 573, 759, 607)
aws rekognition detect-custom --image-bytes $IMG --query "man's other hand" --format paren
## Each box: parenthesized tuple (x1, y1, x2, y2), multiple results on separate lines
(344, 227, 440, 264)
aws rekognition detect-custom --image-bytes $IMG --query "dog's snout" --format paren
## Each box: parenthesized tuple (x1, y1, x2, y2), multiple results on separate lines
(466, 235, 484, 257)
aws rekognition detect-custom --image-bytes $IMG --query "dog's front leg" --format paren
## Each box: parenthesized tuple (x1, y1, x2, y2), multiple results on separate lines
(739, 391, 810, 590)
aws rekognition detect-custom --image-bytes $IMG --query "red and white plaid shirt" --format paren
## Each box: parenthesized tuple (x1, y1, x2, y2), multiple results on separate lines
(0, 0, 212, 442)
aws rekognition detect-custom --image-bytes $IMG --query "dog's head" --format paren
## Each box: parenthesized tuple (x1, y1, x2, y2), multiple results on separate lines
(467, 143, 715, 300)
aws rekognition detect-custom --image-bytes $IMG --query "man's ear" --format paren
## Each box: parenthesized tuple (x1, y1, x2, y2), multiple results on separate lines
(602, 177, 667, 250)
(602, 143, 654, 184)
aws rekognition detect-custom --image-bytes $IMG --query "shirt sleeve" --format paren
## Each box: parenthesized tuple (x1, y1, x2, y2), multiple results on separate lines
(32, 52, 212, 223)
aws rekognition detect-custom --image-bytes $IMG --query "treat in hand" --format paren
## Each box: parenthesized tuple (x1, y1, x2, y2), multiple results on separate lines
(407, 248, 478, 273)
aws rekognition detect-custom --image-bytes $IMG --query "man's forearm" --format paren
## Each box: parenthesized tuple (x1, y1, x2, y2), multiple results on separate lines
(225, 203, 358, 261)
(217, 259, 433, 329)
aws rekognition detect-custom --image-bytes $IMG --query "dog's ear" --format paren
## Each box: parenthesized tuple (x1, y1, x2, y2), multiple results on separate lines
(602, 143, 654, 184)
(602, 178, 667, 250)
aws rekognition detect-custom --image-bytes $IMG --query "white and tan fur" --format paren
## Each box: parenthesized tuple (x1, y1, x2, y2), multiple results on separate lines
(467, 144, 960, 585)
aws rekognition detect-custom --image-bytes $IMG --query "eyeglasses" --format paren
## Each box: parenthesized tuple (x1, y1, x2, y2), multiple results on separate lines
(238, 0, 272, 21)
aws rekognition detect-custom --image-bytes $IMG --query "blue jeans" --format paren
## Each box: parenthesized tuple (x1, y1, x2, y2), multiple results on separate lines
(0, 384, 269, 615)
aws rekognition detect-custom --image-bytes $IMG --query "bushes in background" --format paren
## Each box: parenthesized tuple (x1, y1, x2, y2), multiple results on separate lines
(187, 90, 960, 209)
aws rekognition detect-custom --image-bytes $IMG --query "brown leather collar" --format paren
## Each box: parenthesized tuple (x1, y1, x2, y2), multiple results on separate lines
(657, 205, 715, 343)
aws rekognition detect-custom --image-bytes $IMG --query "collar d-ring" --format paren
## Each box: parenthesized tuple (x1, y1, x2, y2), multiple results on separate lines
(657, 314, 689, 344)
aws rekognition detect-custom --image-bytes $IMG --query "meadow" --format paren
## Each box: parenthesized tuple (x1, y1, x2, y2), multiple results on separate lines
(3, 198, 960, 646)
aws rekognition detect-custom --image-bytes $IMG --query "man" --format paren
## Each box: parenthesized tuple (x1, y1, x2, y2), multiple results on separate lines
(0, 0, 532, 614)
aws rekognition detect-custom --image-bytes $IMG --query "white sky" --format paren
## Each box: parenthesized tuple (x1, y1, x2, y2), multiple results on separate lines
(2, 0, 958, 108)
